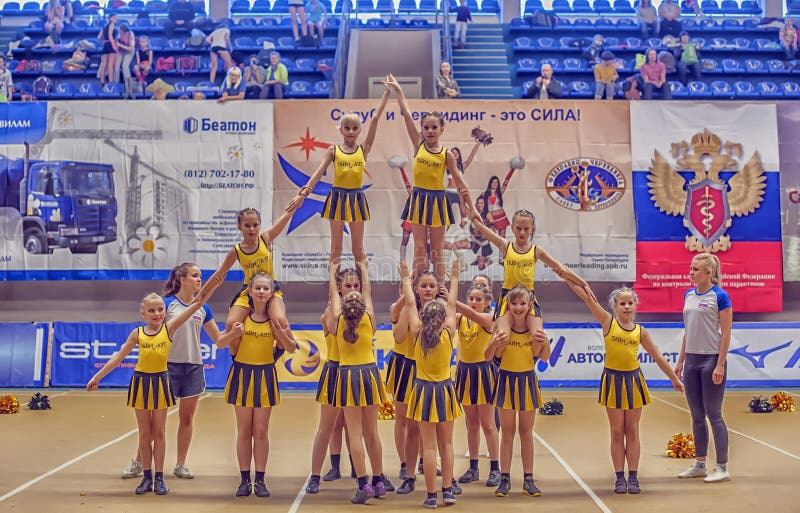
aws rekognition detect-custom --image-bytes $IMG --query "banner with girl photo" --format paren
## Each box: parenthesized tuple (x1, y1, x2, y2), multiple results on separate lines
(272, 100, 635, 283)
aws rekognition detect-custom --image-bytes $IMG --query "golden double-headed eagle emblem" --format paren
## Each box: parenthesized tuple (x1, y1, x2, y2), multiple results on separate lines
(647, 129, 766, 253)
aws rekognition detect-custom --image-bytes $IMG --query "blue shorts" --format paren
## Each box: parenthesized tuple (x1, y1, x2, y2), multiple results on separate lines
(167, 363, 206, 398)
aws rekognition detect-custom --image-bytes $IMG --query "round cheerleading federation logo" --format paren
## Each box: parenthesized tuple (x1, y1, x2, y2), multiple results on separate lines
(284, 339, 321, 376)
(545, 158, 626, 212)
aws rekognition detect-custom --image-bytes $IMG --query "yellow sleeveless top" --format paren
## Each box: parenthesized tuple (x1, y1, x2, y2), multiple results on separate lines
(134, 325, 171, 373)
(337, 313, 375, 366)
(412, 143, 447, 191)
(413, 329, 454, 382)
(234, 316, 276, 365)
(502, 242, 536, 291)
(324, 331, 340, 363)
(235, 237, 274, 285)
(391, 321, 411, 356)
(400, 330, 415, 361)
(604, 318, 641, 372)
(332, 145, 366, 189)
(457, 316, 493, 364)
(499, 329, 534, 373)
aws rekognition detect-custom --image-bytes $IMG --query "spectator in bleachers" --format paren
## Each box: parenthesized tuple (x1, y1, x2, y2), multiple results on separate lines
(637, 0, 659, 39)
(306, 0, 328, 43)
(135, 36, 153, 86)
(260, 51, 289, 99)
(218, 66, 245, 103)
(63, 48, 88, 71)
(289, 0, 310, 43)
(97, 14, 119, 85)
(594, 51, 617, 100)
(116, 24, 136, 88)
(0, 56, 13, 102)
(244, 55, 267, 99)
(165, 0, 196, 38)
(583, 34, 605, 67)
(525, 63, 562, 99)
(453, 0, 472, 49)
(193, 91, 206, 100)
(780, 18, 798, 67)
(658, 0, 682, 38)
(44, 0, 66, 44)
(641, 48, 672, 99)
(674, 31, 701, 85)
(436, 61, 461, 99)
(206, 24, 233, 83)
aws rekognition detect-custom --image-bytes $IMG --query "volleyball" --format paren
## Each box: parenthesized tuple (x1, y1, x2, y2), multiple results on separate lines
(284, 339, 321, 376)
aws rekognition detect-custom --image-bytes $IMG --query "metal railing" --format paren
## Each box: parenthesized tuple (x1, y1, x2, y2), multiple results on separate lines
(441, 0, 453, 79)
(330, 0, 353, 98)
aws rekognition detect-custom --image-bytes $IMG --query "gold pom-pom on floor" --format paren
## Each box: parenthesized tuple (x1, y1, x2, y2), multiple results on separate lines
(0, 394, 20, 414)
(770, 392, 796, 413)
(378, 401, 395, 420)
(666, 433, 696, 458)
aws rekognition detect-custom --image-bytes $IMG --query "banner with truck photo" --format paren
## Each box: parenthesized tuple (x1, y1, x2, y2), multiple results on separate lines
(777, 102, 800, 281)
(631, 103, 783, 312)
(43, 322, 800, 389)
(0, 101, 273, 280)
(272, 100, 635, 283)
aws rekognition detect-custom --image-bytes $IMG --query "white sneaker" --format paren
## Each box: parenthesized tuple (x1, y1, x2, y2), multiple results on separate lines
(173, 463, 194, 479)
(677, 462, 707, 479)
(703, 466, 730, 483)
(121, 460, 143, 479)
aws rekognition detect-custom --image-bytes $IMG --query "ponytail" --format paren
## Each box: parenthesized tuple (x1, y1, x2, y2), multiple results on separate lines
(419, 300, 446, 355)
(162, 262, 195, 297)
(342, 293, 366, 344)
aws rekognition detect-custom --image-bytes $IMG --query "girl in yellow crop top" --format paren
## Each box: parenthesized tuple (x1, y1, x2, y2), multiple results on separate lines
(565, 280, 683, 495)
(387, 73, 476, 284)
(200, 205, 299, 360)
(470, 208, 594, 346)
(399, 259, 461, 507)
(217, 272, 297, 498)
(87, 291, 208, 496)
(289, 84, 391, 270)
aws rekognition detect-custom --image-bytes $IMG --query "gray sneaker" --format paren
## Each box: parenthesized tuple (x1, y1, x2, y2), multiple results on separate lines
(485, 469, 501, 487)
(703, 466, 730, 483)
(173, 464, 194, 479)
(121, 460, 143, 479)
(677, 462, 707, 479)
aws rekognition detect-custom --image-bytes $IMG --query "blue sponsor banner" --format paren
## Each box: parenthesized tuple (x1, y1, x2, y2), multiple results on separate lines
(0, 102, 48, 144)
(0, 322, 48, 387)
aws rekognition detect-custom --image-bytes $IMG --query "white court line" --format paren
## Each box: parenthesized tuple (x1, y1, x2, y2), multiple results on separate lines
(287, 476, 310, 513)
(651, 395, 800, 462)
(0, 392, 211, 503)
(534, 432, 613, 513)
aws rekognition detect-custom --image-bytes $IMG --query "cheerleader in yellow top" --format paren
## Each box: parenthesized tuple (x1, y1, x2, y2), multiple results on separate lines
(200, 205, 299, 353)
(306, 268, 362, 494)
(565, 281, 683, 495)
(400, 259, 462, 508)
(483, 285, 551, 498)
(454, 284, 500, 486)
(387, 74, 476, 282)
(327, 259, 391, 504)
(289, 85, 391, 268)
(87, 292, 207, 496)
(470, 209, 594, 341)
(217, 273, 296, 498)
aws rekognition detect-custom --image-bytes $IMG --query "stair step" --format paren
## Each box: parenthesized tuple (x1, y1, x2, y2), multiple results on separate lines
(455, 77, 513, 82)
(453, 65, 511, 72)
(453, 52, 507, 58)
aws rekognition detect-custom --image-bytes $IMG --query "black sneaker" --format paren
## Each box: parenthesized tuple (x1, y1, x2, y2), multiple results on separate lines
(135, 476, 153, 495)
(451, 479, 462, 495)
(494, 476, 511, 497)
(523, 477, 542, 497)
(485, 469, 501, 487)
(236, 480, 252, 497)
(614, 477, 627, 494)
(418, 462, 442, 476)
(399, 466, 408, 480)
(397, 477, 416, 494)
(323, 468, 341, 481)
(153, 476, 168, 495)
(458, 468, 479, 483)
(306, 476, 321, 494)
(379, 474, 396, 492)
(254, 480, 270, 497)
(627, 476, 641, 494)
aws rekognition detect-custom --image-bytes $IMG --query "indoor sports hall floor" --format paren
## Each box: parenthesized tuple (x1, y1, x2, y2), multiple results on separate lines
(1, 389, 797, 513)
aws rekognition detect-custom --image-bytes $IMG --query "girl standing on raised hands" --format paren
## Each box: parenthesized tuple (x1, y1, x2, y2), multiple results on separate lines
(387, 73, 475, 281)
(401, 259, 462, 509)
(471, 209, 594, 342)
(199, 205, 298, 351)
(329, 259, 392, 504)
(565, 281, 683, 494)
(218, 273, 296, 498)
(483, 285, 550, 498)
(288, 84, 391, 267)
(87, 291, 209, 496)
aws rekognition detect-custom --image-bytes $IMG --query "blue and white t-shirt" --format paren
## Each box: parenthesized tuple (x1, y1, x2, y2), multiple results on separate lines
(682, 285, 731, 354)
(164, 296, 214, 365)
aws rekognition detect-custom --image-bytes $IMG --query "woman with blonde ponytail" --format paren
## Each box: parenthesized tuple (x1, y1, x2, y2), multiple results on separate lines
(676, 253, 732, 484)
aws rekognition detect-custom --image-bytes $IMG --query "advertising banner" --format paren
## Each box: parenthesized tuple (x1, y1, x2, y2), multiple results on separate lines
(0, 322, 48, 387)
(0, 101, 273, 280)
(273, 100, 635, 283)
(777, 102, 800, 281)
(631, 103, 783, 312)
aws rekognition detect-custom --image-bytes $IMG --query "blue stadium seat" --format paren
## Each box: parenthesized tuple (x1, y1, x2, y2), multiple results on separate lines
(559, 37, 576, 48)
(514, 37, 533, 49)
(551, 0, 571, 12)
(145, 0, 167, 12)
(231, 0, 250, 13)
(612, 0, 634, 13)
(238, 17, 257, 26)
(521, 81, 534, 96)
(376, 0, 394, 11)
(77, 81, 101, 97)
(734, 81, 758, 98)
(322, 36, 338, 48)
(318, 58, 334, 69)
(745, 59, 764, 73)
(756, 39, 780, 51)
(742, 19, 760, 30)
(21, 1, 42, 14)
(524, 0, 543, 13)
(541, 57, 559, 70)
(701, 0, 721, 14)
(356, 0, 375, 11)
(569, 80, 591, 97)
(295, 58, 317, 70)
(256, 36, 275, 47)
(290, 80, 313, 96)
(510, 17, 525, 26)
(688, 81, 708, 96)
(1, 2, 21, 14)
(234, 37, 257, 49)
(670, 81, 688, 98)
(593, 0, 612, 13)
(625, 37, 642, 48)
(314, 80, 331, 95)
(711, 80, 732, 97)
(517, 58, 537, 72)
(148, 37, 167, 50)
(128, 0, 145, 10)
(466, 0, 479, 12)
(99, 82, 124, 98)
(595, 18, 614, 28)
(251, 0, 270, 11)
(647, 37, 662, 48)
(733, 38, 750, 49)
(719, 0, 738, 13)
(681, 19, 699, 31)
(604, 37, 619, 47)
(693, 37, 706, 48)
(784, 81, 800, 98)
(364, 18, 383, 27)
(272, 0, 289, 12)
(259, 17, 276, 26)
(573, 18, 593, 27)
(536, 37, 555, 48)
(616, 18, 635, 27)
(397, 0, 416, 11)
(173, 81, 190, 93)
(71, 19, 89, 29)
(278, 36, 296, 48)
(767, 59, 786, 73)
(280, 57, 296, 69)
(134, 17, 153, 27)
(51, 82, 76, 99)
(721, 59, 741, 72)
(701, 58, 718, 71)
(758, 81, 781, 98)
(740, 0, 761, 14)
(481, 0, 500, 13)
(572, 0, 593, 13)
(563, 58, 583, 70)
(168, 38, 185, 50)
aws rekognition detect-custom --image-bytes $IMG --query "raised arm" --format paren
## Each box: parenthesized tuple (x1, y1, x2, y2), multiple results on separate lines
(564, 279, 610, 331)
(536, 245, 596, 302)
(198, 248, 238, 299)
(446, 150, 474, 212)
(359, 258, 375, 331)
(484, 329, 508, 361)
(328, 263, 342, 321)
(87, 329, 138, 389)
(443, 260, 459, 335)
(470, 214, 509, 255)
(165, 298, 206, 337)
(388, 74, 422, 148)
(362, 85, 391, 157)
(456, 301, 494, 331)
(216, 321, 244, 352)
(262, 201, 299, 245)
(640, 327, 684, 391)
(461, 141, 481, 171)
(287, 145, 335, 211)
(499, 168, 516, 194)
(399, 260, 421, 337)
